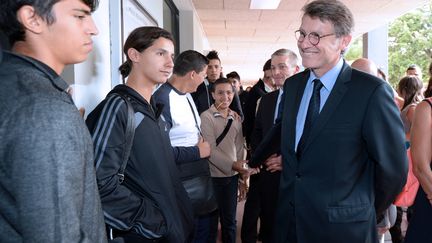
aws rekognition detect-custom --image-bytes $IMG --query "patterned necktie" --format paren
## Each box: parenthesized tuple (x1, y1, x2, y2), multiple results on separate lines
(297, 79, 324, 158)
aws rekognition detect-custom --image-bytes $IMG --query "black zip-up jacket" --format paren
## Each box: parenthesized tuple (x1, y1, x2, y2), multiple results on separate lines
(86, 85, 194, 242)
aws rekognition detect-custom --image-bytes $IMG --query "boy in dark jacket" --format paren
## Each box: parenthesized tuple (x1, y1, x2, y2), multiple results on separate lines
(86, 27, 194, 242)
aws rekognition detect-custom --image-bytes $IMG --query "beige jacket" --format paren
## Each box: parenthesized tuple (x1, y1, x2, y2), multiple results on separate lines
(200, 105, 246, 177)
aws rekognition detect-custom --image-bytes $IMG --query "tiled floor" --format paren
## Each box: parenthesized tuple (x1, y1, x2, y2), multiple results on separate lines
(215, 201, 408, 243)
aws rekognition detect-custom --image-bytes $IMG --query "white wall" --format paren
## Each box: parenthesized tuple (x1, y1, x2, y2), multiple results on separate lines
(363, 25, 389, 76)
(70, 0, 112, 117)
(176, 4, 209, 53)
(137, 0, 163, 26)
(192, 14, 210, 53)
(69, 0, 164, 117)
(68, 0, 207, 117)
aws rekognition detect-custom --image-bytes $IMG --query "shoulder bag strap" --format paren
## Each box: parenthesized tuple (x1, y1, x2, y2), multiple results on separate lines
(186, 96, 202, 136)
(187, 95, 232, 146)
(216, 118, 233, 146)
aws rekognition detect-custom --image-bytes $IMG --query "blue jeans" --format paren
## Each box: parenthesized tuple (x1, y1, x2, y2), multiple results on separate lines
(191, 214, 213, 243)
(209, 175, 239, 243)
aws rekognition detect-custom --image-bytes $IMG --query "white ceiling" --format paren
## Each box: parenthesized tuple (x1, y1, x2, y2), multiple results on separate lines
(182, 0, 429, 83)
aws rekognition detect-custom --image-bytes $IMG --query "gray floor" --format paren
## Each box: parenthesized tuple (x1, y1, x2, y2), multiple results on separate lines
(215, 201, 408, 243)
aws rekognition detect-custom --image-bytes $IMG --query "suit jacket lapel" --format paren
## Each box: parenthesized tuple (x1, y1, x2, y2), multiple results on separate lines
(301, 62, 352, 154)
(268, 91, 279, 124)
(285, 70, 310, 155)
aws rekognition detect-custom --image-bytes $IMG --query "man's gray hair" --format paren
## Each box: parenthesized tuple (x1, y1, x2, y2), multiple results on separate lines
(302, 0, 354, 37)
(271, 48, 299, 68)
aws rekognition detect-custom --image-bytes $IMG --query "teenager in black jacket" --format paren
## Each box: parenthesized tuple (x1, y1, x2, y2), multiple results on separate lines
(86, 27, 194, 243)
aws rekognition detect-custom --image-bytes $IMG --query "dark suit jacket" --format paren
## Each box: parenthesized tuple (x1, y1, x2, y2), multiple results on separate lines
(243, 79, 268, 145)
(191, 82, 212, 115)
(250, 90, 281, 242)
(274, 62, 408, 243)
(250, 90, 279, 152)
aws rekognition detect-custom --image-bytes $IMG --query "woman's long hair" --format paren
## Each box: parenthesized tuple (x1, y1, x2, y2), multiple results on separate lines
(423, 62, 432, 98)
(397, 75, 423, 110)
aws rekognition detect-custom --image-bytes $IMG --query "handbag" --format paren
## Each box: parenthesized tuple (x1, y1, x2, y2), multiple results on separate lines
(179, 97, 217, 216)
(394, 148, 419, 207)
(178, 158, 218, 216)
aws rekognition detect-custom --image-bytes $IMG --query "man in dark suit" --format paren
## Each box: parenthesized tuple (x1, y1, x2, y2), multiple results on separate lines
(274, 1, 408, 242)
(240, 60, 275, 243)
(244, 49, 300, 243)
(242, 59, 274, 148)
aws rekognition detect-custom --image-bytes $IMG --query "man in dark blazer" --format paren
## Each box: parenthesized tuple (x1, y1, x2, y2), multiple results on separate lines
(241, 59, 274, 242)
(242, 50, 299, 243)
(242, 59, 274, 147)
(251, 49, 300, 243)
(274, 1, 408, 242)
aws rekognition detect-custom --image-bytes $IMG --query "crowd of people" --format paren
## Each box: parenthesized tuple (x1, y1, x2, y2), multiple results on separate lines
(1, 0, 431, 243)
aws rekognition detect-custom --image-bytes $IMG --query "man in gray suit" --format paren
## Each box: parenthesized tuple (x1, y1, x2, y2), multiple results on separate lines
(0, 0, 106, 242)
(274, 0, 408, 242)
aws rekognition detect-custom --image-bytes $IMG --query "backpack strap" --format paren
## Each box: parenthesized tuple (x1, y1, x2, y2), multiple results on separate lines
(109, 93, 135, 184)
(423, 97, 432, 109)
(216, 118, 233, 146)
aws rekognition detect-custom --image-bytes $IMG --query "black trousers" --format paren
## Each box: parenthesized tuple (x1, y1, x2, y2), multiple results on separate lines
(241, 174, 261, 243)
(107, 226, 166, 243)
(389, 206, 413, 243)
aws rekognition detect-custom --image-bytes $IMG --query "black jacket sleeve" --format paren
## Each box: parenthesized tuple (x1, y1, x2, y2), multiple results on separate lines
(172, 146, 201, 164)
(86, 96, 166, 237)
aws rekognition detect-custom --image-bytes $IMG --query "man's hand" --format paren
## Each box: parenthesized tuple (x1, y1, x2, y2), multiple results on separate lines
(377, 226, 389, 235)
(78, 107, 85, 117)
(67, 86, 85, 118)
(233, 160, 259, 179)
(426, 194, 432, 205)
(197, 137, 210, 158)
(238, 178, 249, 202)
(264, 153, 282, 172)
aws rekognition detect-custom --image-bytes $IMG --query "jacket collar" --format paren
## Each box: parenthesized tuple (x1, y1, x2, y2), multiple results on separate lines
(296, 60, 352, 156)
(2, 51, 69, 92)
(209, 104, 235, 120)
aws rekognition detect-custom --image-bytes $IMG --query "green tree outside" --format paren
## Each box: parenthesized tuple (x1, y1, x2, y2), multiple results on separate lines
(345, 37, 362, 62)
(388, 3, 432, 86)
(345, 3, 432, 87)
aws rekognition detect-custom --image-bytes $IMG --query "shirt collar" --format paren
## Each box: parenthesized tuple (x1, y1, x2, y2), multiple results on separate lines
(210, 104, 235, 120)
(264, 82, 273, 93)
(167, 81, 186, 95)
(204, 78, 210, 86)
(279, 88, 284, 95)
(309, 57, 344, 92)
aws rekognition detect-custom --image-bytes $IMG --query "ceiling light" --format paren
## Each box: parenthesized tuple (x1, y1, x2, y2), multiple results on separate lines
(250, 0, 281, 9)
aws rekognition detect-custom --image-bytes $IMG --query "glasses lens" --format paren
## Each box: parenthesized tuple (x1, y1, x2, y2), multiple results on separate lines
(308, 33, 320, 45)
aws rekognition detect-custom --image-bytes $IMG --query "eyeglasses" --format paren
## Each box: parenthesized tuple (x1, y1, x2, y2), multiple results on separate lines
(295, 30, 335, 46)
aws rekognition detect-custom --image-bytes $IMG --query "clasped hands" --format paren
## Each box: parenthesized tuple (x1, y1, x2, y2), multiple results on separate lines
(233, 160, 258, 202)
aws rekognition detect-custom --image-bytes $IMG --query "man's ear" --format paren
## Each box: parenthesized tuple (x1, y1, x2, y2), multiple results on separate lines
(16, 5, 44, 34)
(127, 48, 141, 63)
(189, 70, 196, 80)
(341, 34, 352, 52)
